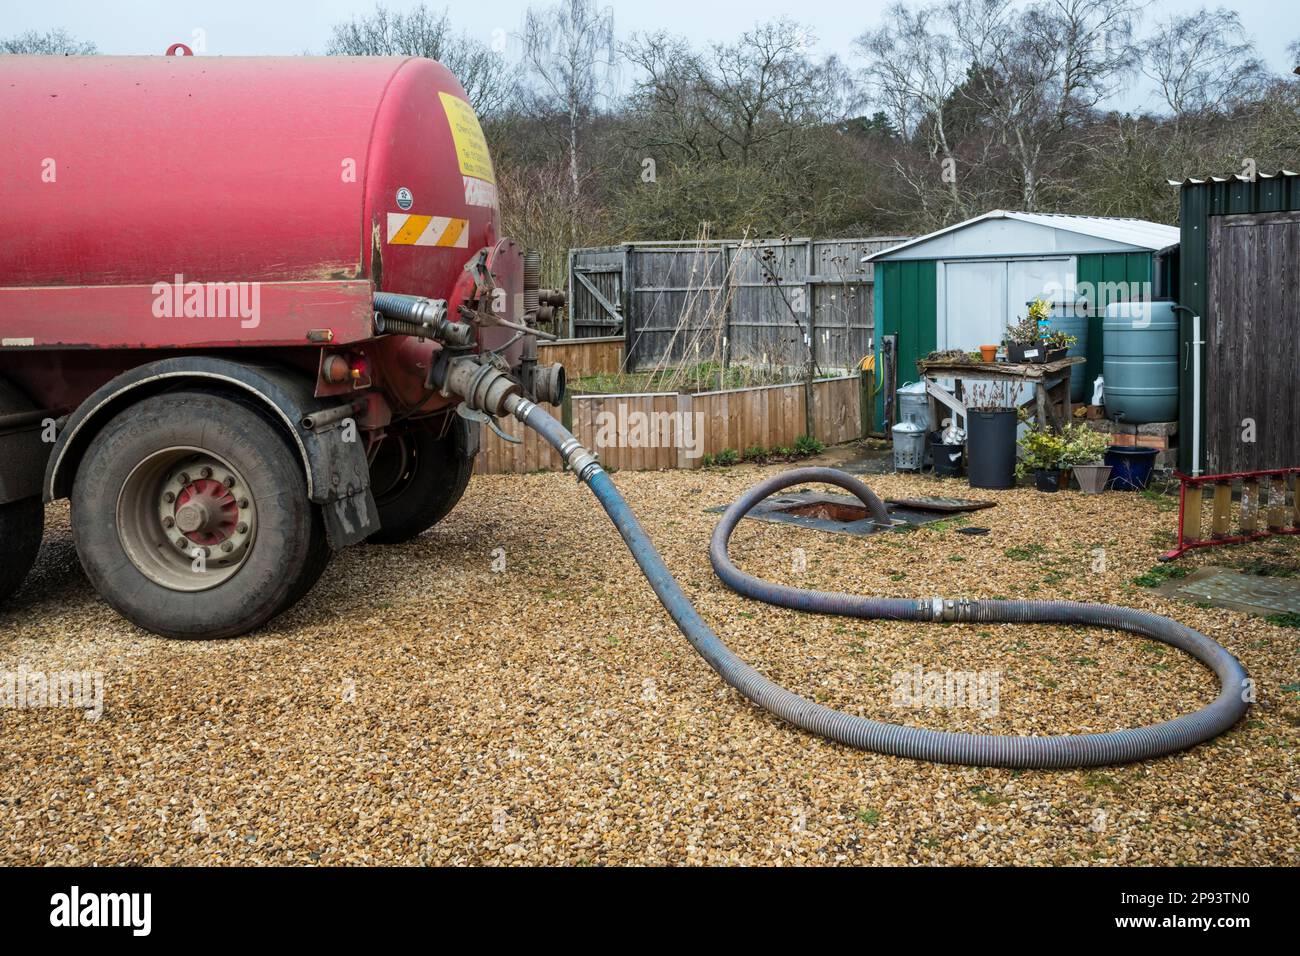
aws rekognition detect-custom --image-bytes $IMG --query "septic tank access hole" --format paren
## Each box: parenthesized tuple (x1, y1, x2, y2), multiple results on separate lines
(706, 490, 986, 538)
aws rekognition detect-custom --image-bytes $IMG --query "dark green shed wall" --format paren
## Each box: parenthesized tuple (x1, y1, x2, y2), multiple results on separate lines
(1076, 252, 1155, 387)
(1177, 173, 1300, 472)
(874, 259, 936, 429)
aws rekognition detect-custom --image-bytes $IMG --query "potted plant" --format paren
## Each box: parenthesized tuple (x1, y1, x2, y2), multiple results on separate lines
(1063, 424, 1113, 494)
(1016, 420, 1068, 492)
(979, 344, 998, 363)
(1004, 298, 1053, 363)
(1043, 328, 1077, 364)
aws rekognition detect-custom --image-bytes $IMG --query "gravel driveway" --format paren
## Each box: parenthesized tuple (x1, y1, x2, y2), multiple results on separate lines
(2, 457, 1297, 865)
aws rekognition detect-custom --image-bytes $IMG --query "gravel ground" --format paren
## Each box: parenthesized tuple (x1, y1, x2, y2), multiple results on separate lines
(2, 451, 1297, 865)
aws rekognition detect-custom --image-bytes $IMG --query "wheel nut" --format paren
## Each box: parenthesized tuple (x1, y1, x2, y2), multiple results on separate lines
(163, 491, 176, 504)
(224, 476, 236, 488)
(236, 522, 248, 534)
(178, 472, 190, 484)
(221, 541, 234, 553)
(176, 538, 190, 549)
(200, 467, 213, 479)
(238, 498, 250, 509)
(162, 516, 175, 529)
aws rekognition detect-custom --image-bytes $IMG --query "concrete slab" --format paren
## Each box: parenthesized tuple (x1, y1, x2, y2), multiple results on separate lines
(1156, 566, 1300, 617)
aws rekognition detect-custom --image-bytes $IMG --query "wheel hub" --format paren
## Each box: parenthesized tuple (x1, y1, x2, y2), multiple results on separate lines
(117, 448, 258, 592)
(173, 478, 238, 542)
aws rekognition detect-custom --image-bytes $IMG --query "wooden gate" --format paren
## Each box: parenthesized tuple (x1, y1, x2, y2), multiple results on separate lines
(1206, 211, 1300, 472)
(567, 246, 625, 339)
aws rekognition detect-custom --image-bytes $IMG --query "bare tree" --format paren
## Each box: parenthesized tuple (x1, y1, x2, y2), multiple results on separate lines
(948, 0, 1138, 210)
(855, 3, 966, 216)
(1, 28, 96, 54)
(626, 21, 848, 165)
(522, 0, 617, 199)
(622, 31, 709, 163)
(695, 20, 852, 166)
(327, 3, 519, 119)
(1142, 8, 1266, 119)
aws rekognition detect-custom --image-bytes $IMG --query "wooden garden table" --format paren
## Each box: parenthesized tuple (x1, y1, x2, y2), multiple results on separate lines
(916, 357, 1083, 434)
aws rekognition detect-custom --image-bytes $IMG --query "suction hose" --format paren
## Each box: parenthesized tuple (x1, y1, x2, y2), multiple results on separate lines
(504, 394, 1250, 768)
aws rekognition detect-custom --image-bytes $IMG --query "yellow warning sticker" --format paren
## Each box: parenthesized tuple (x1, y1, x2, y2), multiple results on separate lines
(439, 92, 495, 184)
(386, 213, 468, 247)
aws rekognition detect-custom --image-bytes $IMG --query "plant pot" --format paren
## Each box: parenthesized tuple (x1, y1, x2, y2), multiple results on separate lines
(1104, 446, 1158, 491)
(966, 409, 1017, 489)
(1073, 463, 1111, 494)
(1033, 467, 1062, 492)
(1044, 347, 1067, 363)
(1006, 341, 1046, 364)
(979, 345, 998, 363)
(930, 432, 965, 477)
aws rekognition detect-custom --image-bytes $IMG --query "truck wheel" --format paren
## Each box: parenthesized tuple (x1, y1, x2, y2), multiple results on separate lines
(0, 497, 43, 606)
(0, 376, 44, 605)
(368, 418, 475, 544)
(71, 391, 329, 639)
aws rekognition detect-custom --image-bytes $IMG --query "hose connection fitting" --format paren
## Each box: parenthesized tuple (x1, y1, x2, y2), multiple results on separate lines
(373, 292, 474, 346)
(429, 355, 521, 417)
(511, 398, 601, 482)
(931, 597, 977, 622)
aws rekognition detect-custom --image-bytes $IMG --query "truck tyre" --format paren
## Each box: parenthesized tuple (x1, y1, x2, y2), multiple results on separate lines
(71, 390, 329, 639)
(0, 497, 43, 606)
(368, 417, 475, 544)
(0, 377, 44, 605)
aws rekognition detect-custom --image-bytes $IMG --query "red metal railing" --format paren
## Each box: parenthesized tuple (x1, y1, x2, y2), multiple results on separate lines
(1161, 468, 1300, 560)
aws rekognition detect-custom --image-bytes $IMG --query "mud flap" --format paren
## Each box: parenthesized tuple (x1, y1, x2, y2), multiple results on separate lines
(305, 415, 379, 549)
(323, 487, 379, 548)
(0, 420, 48, 505)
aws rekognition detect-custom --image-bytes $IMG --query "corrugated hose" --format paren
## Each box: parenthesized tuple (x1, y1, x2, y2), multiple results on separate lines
(504, 394, 1250, 768)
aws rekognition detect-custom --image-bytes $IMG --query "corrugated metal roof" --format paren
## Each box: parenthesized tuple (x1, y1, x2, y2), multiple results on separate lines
(863, 209, 1179, 261)
(1166, 169, 1298, 186)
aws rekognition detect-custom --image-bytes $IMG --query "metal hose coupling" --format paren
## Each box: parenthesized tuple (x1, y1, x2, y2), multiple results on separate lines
(930, 597, 977, 622)
(510, 398, 602, 482)
(373, 292, 474, 345)
(431, 355, 520, 416)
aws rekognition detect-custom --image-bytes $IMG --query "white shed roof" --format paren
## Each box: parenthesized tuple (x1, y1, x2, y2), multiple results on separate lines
(864, 210, 1179, 262)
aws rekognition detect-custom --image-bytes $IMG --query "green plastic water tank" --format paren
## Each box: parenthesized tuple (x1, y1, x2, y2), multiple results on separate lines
(1102, 300, 1179, 424)
(1043, 310, 1089, 403)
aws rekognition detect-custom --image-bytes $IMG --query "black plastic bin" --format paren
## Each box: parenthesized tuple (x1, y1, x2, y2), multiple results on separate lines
(966, 409, 1017, 489)
(930, 432, 965, 477)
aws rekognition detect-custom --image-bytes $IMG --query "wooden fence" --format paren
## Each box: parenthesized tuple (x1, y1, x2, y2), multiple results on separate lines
(568, 237, 907, 371)
(537, 335, 624, 378)
(475, 374, 864, 474)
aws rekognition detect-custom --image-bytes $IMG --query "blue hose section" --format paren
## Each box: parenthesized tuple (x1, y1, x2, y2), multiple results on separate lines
(518, 406, 1250, 767)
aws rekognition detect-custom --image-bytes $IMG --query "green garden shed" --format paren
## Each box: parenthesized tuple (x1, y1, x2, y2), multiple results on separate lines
(864, 210, 1179, 431)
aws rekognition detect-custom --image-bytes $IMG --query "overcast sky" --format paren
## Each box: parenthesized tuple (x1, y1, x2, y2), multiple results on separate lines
(6, 0, 1297, 114)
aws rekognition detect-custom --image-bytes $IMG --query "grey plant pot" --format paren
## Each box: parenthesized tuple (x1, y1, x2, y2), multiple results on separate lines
(1073, 463, 1112, 494)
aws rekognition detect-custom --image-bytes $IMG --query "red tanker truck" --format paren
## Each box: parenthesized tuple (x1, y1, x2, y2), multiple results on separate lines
(0, 52, 564, 638)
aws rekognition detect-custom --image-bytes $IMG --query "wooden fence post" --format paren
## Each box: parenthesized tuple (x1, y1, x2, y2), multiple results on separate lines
(804, 378, 815, 439)
(676, 391, 697, 470)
